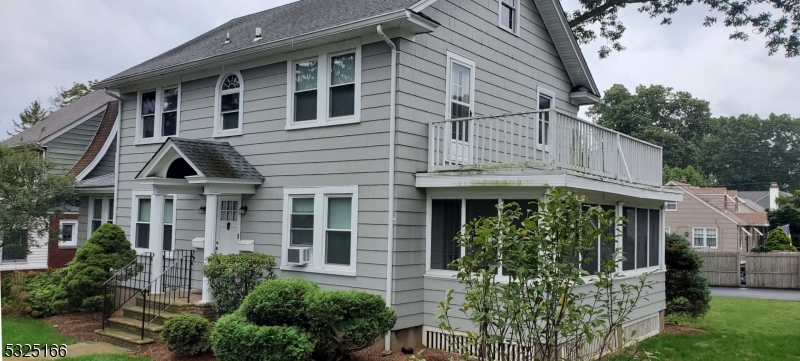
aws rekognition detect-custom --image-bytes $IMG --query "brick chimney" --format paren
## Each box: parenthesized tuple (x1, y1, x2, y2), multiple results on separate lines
(770, 182, 779, 210)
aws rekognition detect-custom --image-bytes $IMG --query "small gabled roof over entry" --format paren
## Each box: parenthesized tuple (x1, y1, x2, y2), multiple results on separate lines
(137, 138, 263, 195)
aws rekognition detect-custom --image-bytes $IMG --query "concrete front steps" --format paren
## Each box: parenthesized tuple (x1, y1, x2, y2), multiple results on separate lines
(94, 294, 191, 348)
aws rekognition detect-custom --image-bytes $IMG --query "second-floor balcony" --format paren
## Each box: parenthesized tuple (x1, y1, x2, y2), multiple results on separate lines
(428, 110, 663, 188)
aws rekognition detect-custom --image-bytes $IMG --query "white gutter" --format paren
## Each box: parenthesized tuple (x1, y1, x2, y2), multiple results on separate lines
(112, 104, 121, 223)
(377, 24, 397, 354)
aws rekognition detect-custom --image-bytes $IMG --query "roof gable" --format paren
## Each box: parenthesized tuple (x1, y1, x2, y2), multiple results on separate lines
(667, 181, 769, 226)
(137, 138, 263, 181)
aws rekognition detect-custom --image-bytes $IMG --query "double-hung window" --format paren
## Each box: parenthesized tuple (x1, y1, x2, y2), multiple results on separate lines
(287, 45, 361, 129)
(214, 72, 243, 137)
(282, 187, 358, 275)
(499, 0, 520, 34)
(60, 220, 78, 247)
(131, 192, 176, 251)
(537, 88, 554, 147)
(1, 229, 28, 262)
(137, 86, 180, 143)
(693, 228, 717, 248)
(89, 196, 114, 235)
(446, 52, 476, 162)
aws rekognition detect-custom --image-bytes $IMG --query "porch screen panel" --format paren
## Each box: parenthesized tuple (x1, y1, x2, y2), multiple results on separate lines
(599, 205, 616, 269)
(622, 207, 636, 270)
(636, 208, 648, 269)
(649, 209, 660, 266)
(431, 200, 462, 270)
(581, 205, 600, 275)
(504, 199, 538, 228)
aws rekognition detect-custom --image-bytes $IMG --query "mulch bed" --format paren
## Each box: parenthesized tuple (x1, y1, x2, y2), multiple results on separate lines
(43, 312, 460, 361)
(662, 323, 707, 335)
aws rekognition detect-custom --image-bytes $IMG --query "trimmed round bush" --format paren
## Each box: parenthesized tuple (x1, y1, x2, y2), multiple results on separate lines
(161, 313, 212, 356)
(203, 252, 277, 315)
(211, 313, 314, 361)
(304, 290, 397, 361)
(240, 278, 319, 326)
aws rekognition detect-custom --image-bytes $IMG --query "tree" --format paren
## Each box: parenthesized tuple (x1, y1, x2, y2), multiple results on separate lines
(0, 144, 77, 250)
(761, 227, 797, 252)
(663, 165, 712, 186)
(588, 84, 713, 169)
(7, 100, 49, 136)
(701, 114, 800, 191)
(769, 191, 800, 248)
(437, 188, 656, 361)
(665, 233, 711, 319)
(567, 0, 800, 58)
(49, 80, 96, 110)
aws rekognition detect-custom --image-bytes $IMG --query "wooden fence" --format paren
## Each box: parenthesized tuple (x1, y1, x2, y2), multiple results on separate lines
(697, 251, 800, 289)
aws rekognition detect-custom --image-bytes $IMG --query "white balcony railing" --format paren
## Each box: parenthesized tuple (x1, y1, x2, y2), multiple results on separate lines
(428, 110, 663, 187)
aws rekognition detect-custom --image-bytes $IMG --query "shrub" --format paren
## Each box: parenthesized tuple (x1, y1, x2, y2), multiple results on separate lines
(240, 278, 319, 327)
(665, 233, 711, 318)
(161, 313, 213, 356)
(211, 313, 314, 361)
(26, 269, 65, 318)
(203, 252, 277, 315)
(53, 223, 136, 312)
(1, 270, 65, 318)
(1, 271, 32, 317)
(304, 290, 397, 361)
(763, 227, 797, 252)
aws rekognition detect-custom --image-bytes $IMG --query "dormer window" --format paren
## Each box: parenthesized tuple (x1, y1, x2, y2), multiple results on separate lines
(499, 0, 520, 34)
(214, 72, 244, 137)
(136, 86, 181, 144)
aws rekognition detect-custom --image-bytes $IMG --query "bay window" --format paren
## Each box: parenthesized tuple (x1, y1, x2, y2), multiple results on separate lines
(137, 86, 180, 143)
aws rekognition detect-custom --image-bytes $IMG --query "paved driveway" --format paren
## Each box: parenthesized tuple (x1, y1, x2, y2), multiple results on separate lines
(711, 286, 800, 301)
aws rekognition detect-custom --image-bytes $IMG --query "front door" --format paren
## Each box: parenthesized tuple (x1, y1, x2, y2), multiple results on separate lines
(216, 196, 240, 254)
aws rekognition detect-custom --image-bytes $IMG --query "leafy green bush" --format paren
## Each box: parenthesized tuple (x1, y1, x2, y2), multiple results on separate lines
(305, 290, 396, 361)
(161, 313, 213, 356)
(52, 223, 136, 312)
(1, 270, 65, 318)
(203, 252, 277, 315)
(211, 312, 314, 361)
(240, 278, 319, 327)
(665, 233, 711, 318)
(763, 227, 797, 252)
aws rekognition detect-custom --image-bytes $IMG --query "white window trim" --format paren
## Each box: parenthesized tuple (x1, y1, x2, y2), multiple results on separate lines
(0, 229, 29, 263)
(285, 43, 362, 130)
(130, 191, 178, 252)
(59, 219, 79, 247)
(213, 71, 245, 137)
(88, 196, 113, 236)
(135, 84, 182, 145)
(445, 51, 476, 120)
(665, 201, 678, 211)
(280, 186, 359, 276)
(497, 0, 521, 35)
(536, 86, 555, 151)
(692, 227, 718, 249)
(665, 227, 671, 234)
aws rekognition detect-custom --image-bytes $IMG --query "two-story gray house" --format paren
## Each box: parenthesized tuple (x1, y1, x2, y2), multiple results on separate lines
(91, 0, 681, 354)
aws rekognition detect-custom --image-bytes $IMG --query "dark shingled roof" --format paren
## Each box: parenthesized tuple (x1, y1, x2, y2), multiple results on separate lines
(102, 0, 419, 84)
(77, 173, 115, 189)
(170, 138, 263, 180)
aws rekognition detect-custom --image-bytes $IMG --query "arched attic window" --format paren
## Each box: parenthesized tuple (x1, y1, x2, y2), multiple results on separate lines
(166, 158, 197, 179)
(213, 72, 244, 137)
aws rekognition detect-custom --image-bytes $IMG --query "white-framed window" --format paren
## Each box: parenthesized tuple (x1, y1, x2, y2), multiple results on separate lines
(536, 87, 554, 148)
(89, 196, 114, 235)
(498, 0, 520, 34)
(281, 186, 358, 276)
(136, 85, 180, 144)
(446, 52, 476, 121)
(59, 219, 78, 247)
(130, 191, 177, 251)
(693, 227, 718, 248)
(286, 44, 362, 130)
(665, 201, 678, 211)
(213, 72, 244, 137)
(621, 207, 662, 271)
(665, 227, 671, 234)
(1, 229, 28, 262)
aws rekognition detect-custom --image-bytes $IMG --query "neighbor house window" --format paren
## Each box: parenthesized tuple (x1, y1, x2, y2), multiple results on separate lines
(621, 207, 662, 270)
(499, 0, 520, 34)
(282, 187, 358, 275)
(1, 229, 28, 262)
(287, 45, 361, 129)
(665, 201, 677, 211)
(60, 220, 78, 247)
(693, 228, 717, 248)
(131, 192, 177, 251)
(89, 196, 114, 235)
(537, 88, 554, 147)
(137, 86, 180, 143)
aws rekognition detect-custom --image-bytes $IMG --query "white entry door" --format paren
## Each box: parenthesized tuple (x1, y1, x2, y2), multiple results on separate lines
(216, 196, 240, 254)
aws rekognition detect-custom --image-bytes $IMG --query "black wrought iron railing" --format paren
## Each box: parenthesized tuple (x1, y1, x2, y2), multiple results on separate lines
(138, 250, 195, 339)
(101, 252, 154, 330)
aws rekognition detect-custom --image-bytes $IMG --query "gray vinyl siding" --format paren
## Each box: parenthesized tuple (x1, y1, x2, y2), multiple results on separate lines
(45, 112, 104, 174)
(389, 0, 582, 330)
(77, 196, 89, 246)
(86, 138, 116, 179)
(115, 41, 393, 297)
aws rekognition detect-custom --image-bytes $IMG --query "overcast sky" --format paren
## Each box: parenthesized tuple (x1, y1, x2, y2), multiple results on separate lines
(0, 0, 797, 140)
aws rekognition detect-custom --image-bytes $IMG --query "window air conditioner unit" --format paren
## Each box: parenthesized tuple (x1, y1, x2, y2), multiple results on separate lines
(287, 247, 312, 265)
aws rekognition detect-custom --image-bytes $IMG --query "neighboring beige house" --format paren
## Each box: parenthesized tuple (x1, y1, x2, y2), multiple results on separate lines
(739, 183, 791, 212)
(665, 181, 769, 252)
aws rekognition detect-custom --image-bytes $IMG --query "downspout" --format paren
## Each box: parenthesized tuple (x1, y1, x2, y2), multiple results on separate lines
(377, 24, 397, 353)
(112, 103, 121, 223)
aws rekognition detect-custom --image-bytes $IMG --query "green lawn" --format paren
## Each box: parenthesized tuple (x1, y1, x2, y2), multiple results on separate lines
(633, 297, 800, 361)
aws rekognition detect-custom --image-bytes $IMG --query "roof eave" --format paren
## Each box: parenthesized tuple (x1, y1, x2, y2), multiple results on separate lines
(94, 9, 437, 90)
(569, 90, 602, 105)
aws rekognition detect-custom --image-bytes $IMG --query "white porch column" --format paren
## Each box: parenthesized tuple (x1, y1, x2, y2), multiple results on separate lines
(201, 193, 219, 303)
(149, 193, 166, 293)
